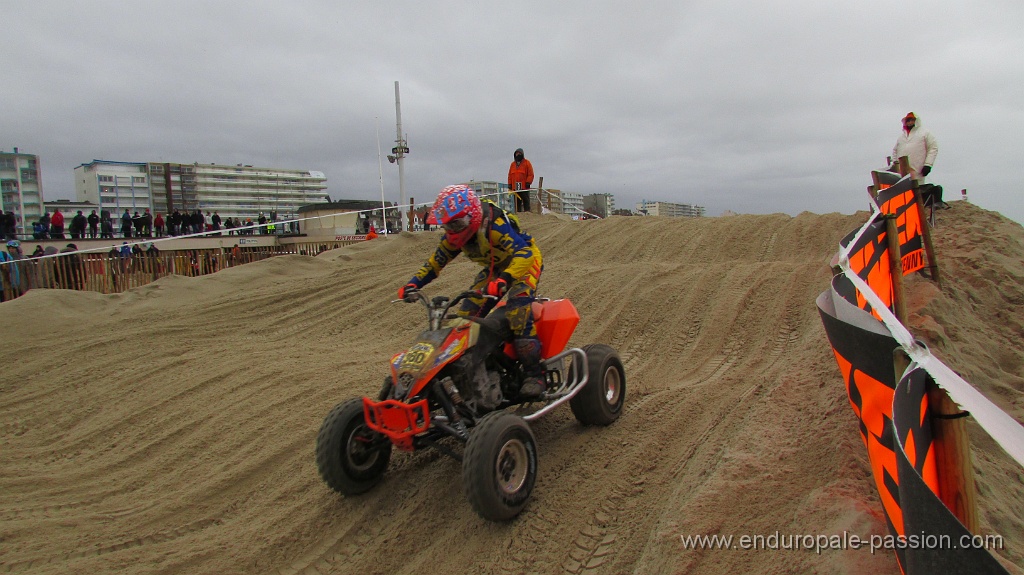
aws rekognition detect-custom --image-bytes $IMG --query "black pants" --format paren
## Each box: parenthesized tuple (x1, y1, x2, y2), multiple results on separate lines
(515, 190, 531, 213)
(919, 183, 943, 207)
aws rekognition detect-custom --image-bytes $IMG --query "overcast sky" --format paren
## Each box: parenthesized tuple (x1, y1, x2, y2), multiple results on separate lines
(5, 1, 1023, 224)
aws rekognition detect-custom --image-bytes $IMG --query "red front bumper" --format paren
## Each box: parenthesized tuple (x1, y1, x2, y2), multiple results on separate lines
(362, 397, 431, 451)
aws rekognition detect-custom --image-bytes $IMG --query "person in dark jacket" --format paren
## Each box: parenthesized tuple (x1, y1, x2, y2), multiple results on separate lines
(87, 210, 100, 238)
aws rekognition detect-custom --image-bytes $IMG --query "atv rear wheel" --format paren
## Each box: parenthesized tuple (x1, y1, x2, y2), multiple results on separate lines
(569, 344, 626, 426)
(315, 398, 392, 495)
(462, 411, 537, 521)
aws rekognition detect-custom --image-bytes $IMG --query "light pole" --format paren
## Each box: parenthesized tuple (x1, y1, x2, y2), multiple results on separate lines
(390, 81, 409, 232)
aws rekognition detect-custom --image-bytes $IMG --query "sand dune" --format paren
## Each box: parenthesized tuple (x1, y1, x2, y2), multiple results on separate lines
(1, 203, 1021, 574)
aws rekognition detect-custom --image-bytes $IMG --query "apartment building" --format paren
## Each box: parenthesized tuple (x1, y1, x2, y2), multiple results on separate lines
(151, 163, 327, 224)
(76, 161, 328, 225)
(583, 193, 615, 218)
(74, 160, 151, 218)
(635, 199, 705, 217)
(0, 148, 45, 237)
(461, 180, 517, 214)
(560, 191, 585, 217)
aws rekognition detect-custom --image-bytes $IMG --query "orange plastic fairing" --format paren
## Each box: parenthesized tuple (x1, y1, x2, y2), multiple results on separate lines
(532, 299, 580, 358)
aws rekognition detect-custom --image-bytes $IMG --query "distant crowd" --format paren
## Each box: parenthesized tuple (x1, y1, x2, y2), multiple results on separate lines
(0, 207, 299, 241)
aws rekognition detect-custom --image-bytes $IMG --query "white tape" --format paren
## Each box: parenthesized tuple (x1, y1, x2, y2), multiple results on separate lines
(836, 212, 1024, 468)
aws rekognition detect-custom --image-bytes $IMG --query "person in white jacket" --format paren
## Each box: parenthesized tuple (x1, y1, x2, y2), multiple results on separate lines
(890, 112, 938, 182)
(890, 112, 945, 208)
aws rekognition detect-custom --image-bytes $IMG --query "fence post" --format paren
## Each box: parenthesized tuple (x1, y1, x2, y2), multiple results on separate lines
(927, 383, 980, 532)
(897, 156, 942, 288)
(884, 214, 907, 322)
(536, 177, 545, 213)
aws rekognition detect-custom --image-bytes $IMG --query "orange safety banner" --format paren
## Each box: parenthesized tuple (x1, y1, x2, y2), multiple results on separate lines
(875, 176, 926, 274)
(835, 218, 895, 319)
(892, 368, 938, 493)
(817, 287, 907, 571)
(892, 367, 1010, 574)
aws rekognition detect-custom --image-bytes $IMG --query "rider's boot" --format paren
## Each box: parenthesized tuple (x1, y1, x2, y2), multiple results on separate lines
(514, 337, 546, 399)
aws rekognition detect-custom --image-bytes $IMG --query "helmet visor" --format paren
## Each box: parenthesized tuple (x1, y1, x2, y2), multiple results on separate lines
(442, 215, 471, 233)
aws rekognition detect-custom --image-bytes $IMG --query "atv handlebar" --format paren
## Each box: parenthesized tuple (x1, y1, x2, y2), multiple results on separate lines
(391, 290, 497, 331)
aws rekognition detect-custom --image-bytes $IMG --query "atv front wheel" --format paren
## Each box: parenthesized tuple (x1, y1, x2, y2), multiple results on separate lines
(462, 411, 537, 521)
(315, 398, 392, 495)
(569, 344, 626, 426)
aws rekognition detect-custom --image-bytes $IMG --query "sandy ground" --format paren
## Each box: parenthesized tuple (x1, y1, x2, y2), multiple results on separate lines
(1, 203, 1021, 575)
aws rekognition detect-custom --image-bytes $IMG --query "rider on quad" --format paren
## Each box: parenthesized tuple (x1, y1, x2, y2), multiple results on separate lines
(398, 184, 546, 399)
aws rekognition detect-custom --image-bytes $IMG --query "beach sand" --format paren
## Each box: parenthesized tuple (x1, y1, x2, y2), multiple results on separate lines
(1, 202, 1021, 574)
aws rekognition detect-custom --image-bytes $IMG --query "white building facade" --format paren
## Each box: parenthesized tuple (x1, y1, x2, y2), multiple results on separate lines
(168, 163, 327, 224)
(636, 200, 705, 217)
(462, 180, 517, 214)
(1, 148, 45, 237)
(76, 161, 328, 225)
(75, 160, 151, 218)
(561, 191, 585, 217)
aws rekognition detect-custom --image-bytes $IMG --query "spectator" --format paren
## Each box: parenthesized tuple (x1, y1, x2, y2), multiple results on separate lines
(121, 209, 133, 238)
(87, 210, 100, 238)
(154, 213, 165, 237)
(143, 209, 153, 237)
(100, 217, 114, 239)
(31, 244, 45, 258)
(132, 211, 145, 237)
(4, 210, 16, 240)
(890, 112, 944, 208)
(59, 243, 84, 290)
(70, 210, 87, 239)
(507, 147, 535, 213)
(1, 240, 25, 299)
(169, 210, 181, 236)
(50, 210, 66, 239)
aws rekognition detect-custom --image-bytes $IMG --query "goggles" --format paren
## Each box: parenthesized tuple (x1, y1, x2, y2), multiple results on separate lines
(442, 215, 471, 233)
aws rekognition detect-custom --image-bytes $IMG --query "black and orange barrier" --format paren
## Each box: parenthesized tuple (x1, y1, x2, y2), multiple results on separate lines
(819, 171, 1021, 574)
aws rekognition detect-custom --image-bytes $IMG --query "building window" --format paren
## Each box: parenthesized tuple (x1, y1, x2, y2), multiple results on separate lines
(0, 158, 15, 169)
(133, 176, 146, 184)
(99, 175, 114, 183)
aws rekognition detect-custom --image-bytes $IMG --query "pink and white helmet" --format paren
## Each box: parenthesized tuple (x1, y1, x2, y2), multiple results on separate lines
(427, 185, 483, 248)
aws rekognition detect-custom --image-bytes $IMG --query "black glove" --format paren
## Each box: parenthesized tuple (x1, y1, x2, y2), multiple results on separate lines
(921, 165, 932, 177)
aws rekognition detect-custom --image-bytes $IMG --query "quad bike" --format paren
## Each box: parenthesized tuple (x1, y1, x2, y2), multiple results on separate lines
(315, 290, 626, 521)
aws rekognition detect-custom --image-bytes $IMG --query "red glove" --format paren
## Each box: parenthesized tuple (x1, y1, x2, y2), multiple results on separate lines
(485, 277, 508, 297)
(398, 283, 418, 300)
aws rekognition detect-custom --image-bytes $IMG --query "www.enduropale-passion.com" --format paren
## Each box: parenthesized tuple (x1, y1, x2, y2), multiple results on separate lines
(679, 531, 1004, 554)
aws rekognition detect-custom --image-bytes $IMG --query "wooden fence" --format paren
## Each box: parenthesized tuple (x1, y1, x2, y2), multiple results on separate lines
(0, 240, 356, 301)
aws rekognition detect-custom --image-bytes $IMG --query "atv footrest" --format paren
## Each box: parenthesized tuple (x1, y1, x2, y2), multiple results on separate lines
(363, 397, 430, 450)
